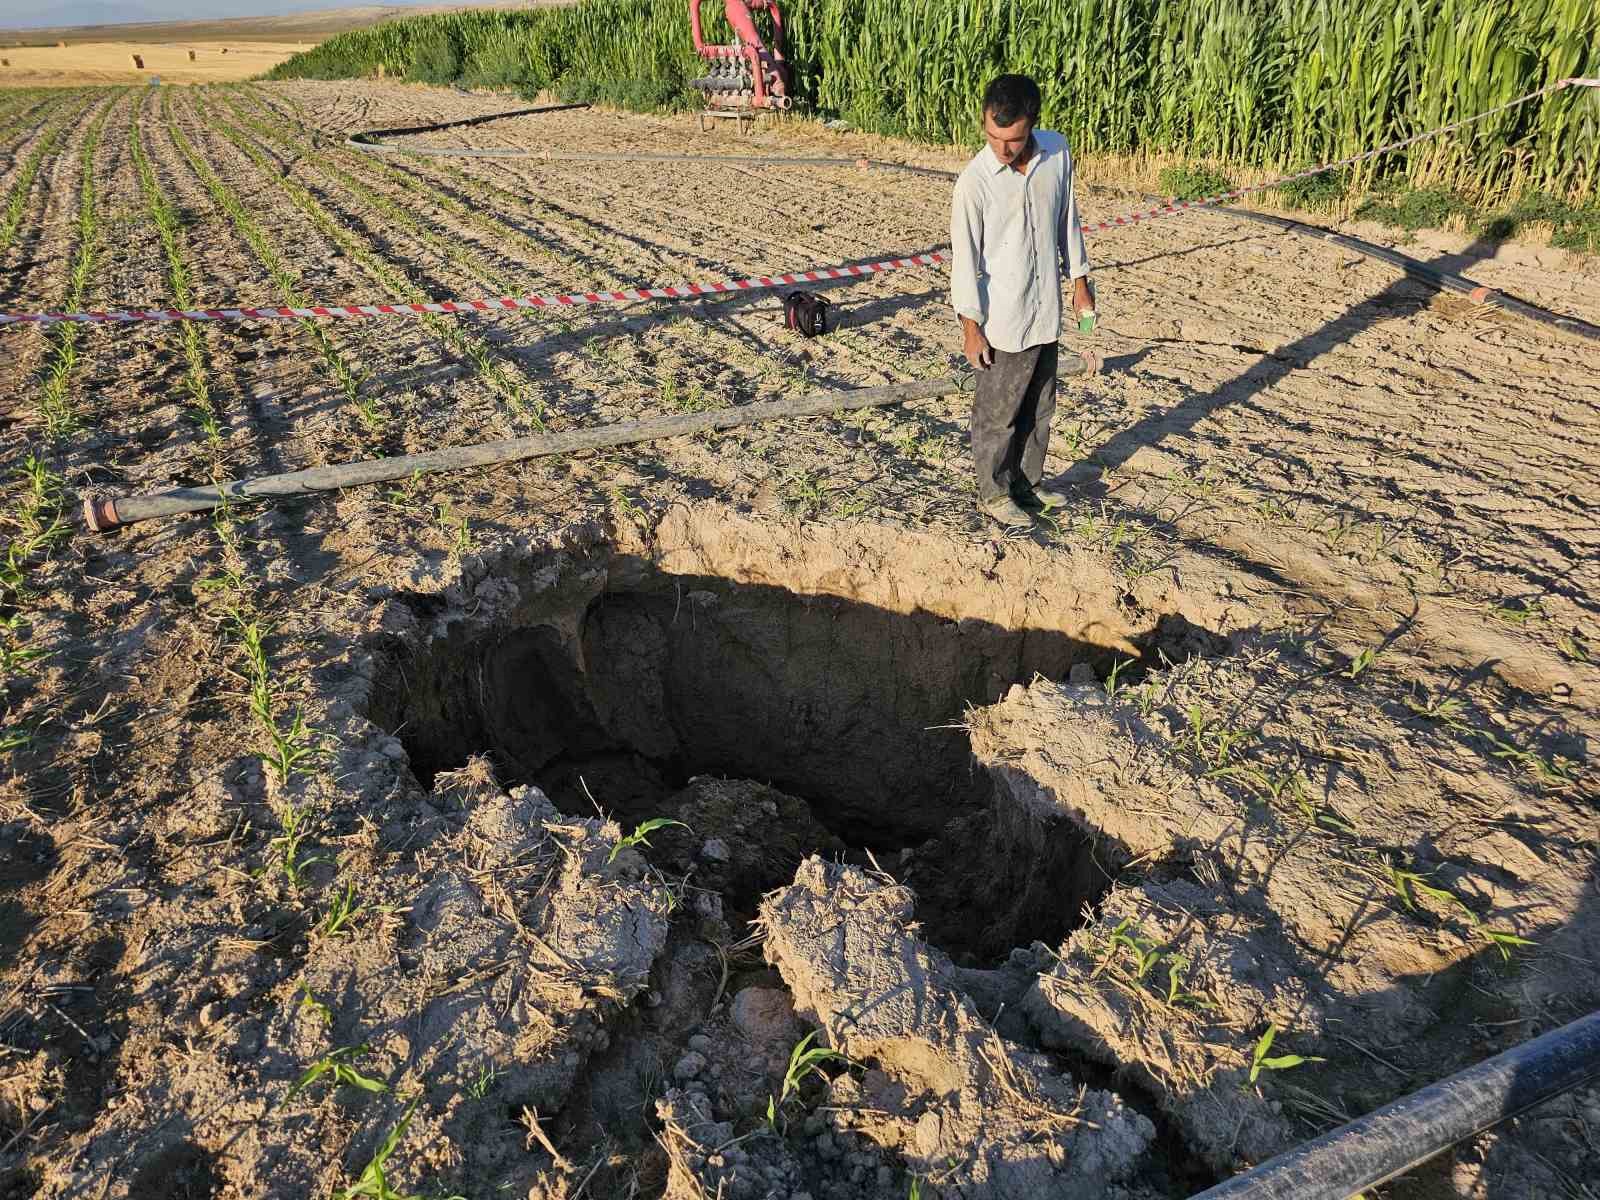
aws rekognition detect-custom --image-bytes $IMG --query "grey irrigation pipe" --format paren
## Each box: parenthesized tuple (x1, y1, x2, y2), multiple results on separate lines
(1189, 1008, 1600, 1200)
(345, 102, 1600, 344)
(80, 356, 1099, 532)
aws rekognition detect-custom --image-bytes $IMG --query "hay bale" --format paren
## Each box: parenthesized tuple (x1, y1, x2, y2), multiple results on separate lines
(131, 53, 144, 69)
(188, 49, 196, 61)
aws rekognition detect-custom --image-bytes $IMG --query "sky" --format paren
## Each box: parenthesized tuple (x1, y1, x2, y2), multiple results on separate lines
(0, 1, 439, 30)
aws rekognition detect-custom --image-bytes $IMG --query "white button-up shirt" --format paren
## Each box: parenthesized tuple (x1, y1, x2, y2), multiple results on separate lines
(949, 129, 1091, 354)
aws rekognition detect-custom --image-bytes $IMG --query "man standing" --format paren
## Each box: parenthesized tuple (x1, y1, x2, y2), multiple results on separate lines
(950, 73, 1094, 528)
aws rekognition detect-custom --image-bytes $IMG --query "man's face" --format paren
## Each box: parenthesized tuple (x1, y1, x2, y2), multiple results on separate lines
(983, 110, 1034, 168)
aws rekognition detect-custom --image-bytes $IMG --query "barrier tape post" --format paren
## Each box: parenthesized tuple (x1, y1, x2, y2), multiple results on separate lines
(2, 79, 1594, 330)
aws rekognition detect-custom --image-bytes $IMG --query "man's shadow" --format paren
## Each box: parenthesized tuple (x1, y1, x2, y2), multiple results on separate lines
(1061, 237, 1506, 490)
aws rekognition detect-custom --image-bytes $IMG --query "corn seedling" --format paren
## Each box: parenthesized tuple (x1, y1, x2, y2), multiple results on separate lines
(0, 454, 70, 620)
(37, 93, 117, 438)
(228, 610, 324, 784)
(297, 983, 334, 1027)
(1104, 657, 1136, 699)
(207, 90, 541, 425)
(1406, 692, 1471, 731)
(782, 470, 830, 519)
(433, 500, 472, 558)
(338, 1096, 424, 1200)
(1482, 729, 1578, 789)
(1488, 600, 1542, 626)
(268, 802, 330, 891)
(167, 96, 367, 420)
(195, 565, 248, 598)
(291, 1045, 388, 1097)
(1162, 954, 1211, 1009)
(607, 817, 688, 864)
(319, 880, 367, 938)
(1479, 926, 1536, 962)
(1345, 646, 1378, 679)
(0, 93, 90, 255)
(1248, 1024, 1324, 1085)
(1385, 859, 1473, 921)
(131, 93, 221, 447)
(465, 1061, 501, 1100)
(14, 452, 67, 546)
(832, 489, 870, 520)
(0, 615, 49, 684)
(766, 1032, 847, 1129)
(1103, 918, 1164, 980)
(609, 486, 648, 530)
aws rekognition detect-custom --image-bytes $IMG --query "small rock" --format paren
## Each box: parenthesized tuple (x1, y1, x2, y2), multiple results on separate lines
(876, 1167, 894, 1188)
(673, 1051, 707, 1081)
(380, 739, 406, 760)
(689, 1034, 714, 1053)
(814, 1132, 838, 1159)
(700, 838, 732, 863)
(1068, 662, 1097, 685)
(199, 1001, 224, 1028)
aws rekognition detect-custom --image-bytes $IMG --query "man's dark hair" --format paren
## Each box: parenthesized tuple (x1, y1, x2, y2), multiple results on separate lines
(982, 74, 1041, 127)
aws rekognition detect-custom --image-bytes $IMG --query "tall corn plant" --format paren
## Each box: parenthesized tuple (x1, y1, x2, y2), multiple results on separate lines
(268, 0, 1598, 202)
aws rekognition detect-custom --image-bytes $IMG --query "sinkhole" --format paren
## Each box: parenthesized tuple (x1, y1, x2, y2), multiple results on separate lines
(372, 540, 1225, 963)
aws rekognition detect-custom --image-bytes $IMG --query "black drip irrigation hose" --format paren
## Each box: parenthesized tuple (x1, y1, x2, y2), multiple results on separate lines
(344, 102, 961, 178)
(82, 358, 1095, 531)
(345, 104, 1600, 343)
(1190, 1008, 1600, 1200)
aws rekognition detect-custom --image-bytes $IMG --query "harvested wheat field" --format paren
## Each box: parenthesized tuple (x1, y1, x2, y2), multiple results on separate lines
(0, 43, 304, 86)
(0, 81, 1597, 1200)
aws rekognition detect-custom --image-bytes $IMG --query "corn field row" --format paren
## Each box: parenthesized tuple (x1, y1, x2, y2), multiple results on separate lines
(268, 0, 1598, 202)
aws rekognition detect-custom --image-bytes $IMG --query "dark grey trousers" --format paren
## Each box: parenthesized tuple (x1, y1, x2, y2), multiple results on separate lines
(972, 341, 1058, 503)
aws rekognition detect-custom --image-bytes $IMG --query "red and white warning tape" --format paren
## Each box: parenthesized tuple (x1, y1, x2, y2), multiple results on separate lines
(0, 251, 947, 327)
(0, 78, 1593, 329)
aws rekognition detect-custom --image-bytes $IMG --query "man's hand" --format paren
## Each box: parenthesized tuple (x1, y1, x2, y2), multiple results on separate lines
(961, 319, 994, 370)
(1071, 276, 1095, 318)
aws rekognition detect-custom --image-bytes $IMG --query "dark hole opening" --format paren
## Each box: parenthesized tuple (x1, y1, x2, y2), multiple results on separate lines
(377, 563, 1225, 963)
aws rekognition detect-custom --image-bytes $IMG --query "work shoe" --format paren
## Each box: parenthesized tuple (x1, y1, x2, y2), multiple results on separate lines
(1014, 484, 1069, 511)
(981, 495, 1035, 529)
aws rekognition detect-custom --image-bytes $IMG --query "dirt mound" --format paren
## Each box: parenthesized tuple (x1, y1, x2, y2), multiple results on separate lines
(34, 768, 671, 1197)
(760, 858, 1158, 1198)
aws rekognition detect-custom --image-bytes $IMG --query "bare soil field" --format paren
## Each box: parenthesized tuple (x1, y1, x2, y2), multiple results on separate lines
(0, 81, 1596, 1200)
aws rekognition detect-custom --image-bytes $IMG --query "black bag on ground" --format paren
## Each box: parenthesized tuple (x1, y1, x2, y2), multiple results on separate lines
(783, 289, 831, 337)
